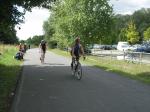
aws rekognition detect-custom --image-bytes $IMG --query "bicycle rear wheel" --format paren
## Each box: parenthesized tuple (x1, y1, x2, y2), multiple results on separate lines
(40, 53, 45, 63)
(76, 63, 82, 80)
(71, 62, 75, 76)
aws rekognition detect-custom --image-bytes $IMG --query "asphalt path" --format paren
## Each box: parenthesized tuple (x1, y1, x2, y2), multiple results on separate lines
(11, 48, 150, 112)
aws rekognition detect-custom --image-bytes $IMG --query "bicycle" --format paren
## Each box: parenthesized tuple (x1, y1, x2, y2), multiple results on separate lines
(71, 57, 83, 80)
(40, 50, 45, 64)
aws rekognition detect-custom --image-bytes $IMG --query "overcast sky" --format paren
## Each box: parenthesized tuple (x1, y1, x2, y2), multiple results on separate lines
(110, 0, 150, 15)
(15, 7, 50, 40)
(16, 0, 150, 40)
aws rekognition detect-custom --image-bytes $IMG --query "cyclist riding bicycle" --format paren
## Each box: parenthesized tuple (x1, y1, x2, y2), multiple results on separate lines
(39, 40, 47, 63)
(71, 37, 85, 70)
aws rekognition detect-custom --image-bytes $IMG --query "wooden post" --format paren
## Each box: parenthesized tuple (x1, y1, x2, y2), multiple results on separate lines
(123, 50, 125, 61)
(139, 52, 142, 64)
(110, 50, 112, 60)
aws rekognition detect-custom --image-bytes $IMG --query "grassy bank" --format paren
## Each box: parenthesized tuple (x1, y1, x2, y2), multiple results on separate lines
(50, 49, 150, 84)
(0, 45, 22, 112)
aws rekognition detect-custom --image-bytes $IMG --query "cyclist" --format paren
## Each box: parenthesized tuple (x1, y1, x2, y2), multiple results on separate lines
(71, 37, 85, 70)
(39, 40, 47, 63)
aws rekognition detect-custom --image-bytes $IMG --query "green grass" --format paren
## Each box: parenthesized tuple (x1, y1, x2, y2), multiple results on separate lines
(50, 49, 71, 57)
(50, 48, 150, 84)
(0, 45, 22, 112)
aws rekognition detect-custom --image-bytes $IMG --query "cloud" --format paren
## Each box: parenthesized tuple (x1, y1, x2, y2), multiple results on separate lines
(110, 0, 150, 14)
(16, 7, 50, 40)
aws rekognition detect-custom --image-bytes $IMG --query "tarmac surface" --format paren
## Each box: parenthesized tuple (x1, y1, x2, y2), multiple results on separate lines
(11, 48, 150, 112)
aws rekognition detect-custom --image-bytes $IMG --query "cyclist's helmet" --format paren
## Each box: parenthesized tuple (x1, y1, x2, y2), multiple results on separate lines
(41, 40, 46, 44)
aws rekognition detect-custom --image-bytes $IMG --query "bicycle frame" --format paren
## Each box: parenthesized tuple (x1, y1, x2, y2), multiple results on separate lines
(72, 57, 82, 80)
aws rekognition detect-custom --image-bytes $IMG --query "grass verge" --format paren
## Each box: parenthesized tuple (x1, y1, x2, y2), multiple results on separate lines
(50, 48, 150, 84)
(0, 45, 22, 112)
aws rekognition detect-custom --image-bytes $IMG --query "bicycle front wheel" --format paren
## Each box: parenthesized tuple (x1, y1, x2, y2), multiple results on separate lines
(72, 63, 76, 76)
(76, 63, 82, 80)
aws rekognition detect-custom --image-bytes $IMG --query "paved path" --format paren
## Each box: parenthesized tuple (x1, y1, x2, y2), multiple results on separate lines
(11, 49, 150, 112)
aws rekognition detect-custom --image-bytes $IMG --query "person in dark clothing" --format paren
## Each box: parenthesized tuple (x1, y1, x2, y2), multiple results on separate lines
(14, 51, 24, 60)
(39, 40, 47, 63)
(28, 44, 30, 49)
(18, 43, 23, 51)
(24, 43, 27, 53)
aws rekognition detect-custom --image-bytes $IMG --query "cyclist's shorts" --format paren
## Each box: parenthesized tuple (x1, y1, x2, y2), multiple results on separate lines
(73, 56, 79, 61)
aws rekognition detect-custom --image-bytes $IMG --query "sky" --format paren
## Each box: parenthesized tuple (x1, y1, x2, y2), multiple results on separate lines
(110, 0, 150, 15)
(15, 7, 50, 40)
(16, 0, 150, 40)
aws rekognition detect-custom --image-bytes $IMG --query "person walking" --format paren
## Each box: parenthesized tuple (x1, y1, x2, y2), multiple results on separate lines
(39, 40, 47, 63)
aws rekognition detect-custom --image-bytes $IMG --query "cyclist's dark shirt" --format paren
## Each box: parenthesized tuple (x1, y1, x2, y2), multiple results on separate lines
(41, 43, 46, 53)
(74, 43, 80, 57)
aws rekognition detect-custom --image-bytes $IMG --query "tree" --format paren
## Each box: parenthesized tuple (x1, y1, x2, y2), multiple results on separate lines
(111, 8, 150, 44)
(132, 8, 150, 31)
(126, 21, 139, 45)
(26, 35, 44, 46)
(43, 18, 55, 42)
(0, 0, 54, 44)
(144, 27, 150, 41)
(0, 28, 19, 44)
(44, 0, 114, 48)
(26, 37, 32, 44)
(0, 0, 54, 26)
(118, 28, 127, 41)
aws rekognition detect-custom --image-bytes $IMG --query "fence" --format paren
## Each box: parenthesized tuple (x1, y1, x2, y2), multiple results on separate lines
(90, 49, 150, 64)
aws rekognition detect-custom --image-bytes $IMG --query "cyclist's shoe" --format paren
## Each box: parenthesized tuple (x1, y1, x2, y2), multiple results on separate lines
(71, 63, 73, 70)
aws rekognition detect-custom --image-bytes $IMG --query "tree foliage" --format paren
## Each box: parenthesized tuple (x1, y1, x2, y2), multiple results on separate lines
(132, 8, 150, 34)
(43, 0, 114, 48)
(118, 28, 127, 41)
(2, 0, 150, 46)
(0, 0, 54, 44)
(144, 27, 150, 41)
(26, 35, 44, 46)
(0, 28, 19, 44)
(43, 5, 150, 47)
(126, 21, 139, 45)
(114, 8, 150, 43)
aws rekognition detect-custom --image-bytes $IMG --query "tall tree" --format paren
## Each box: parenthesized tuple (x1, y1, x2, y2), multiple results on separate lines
(44, 0, 114, 48)
(126, 21, 139, 45)
(30, 35, 44, 46)
(118, 28, 127, 41)
(112, 8, 150, 44)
